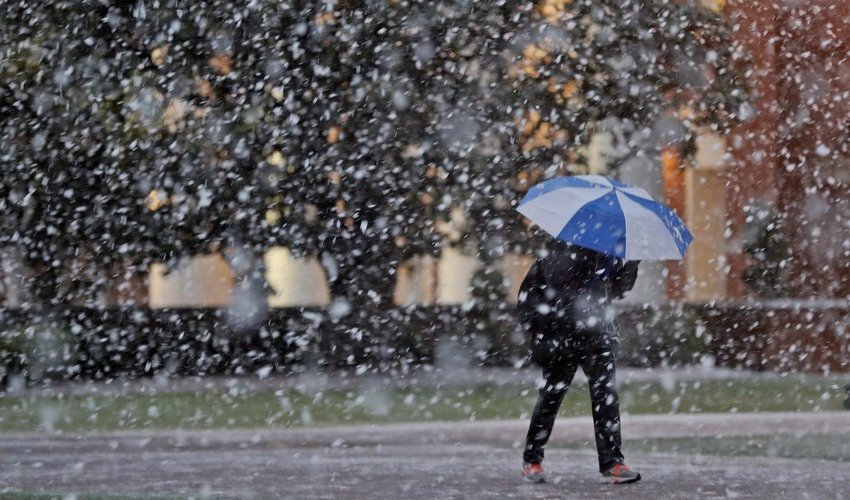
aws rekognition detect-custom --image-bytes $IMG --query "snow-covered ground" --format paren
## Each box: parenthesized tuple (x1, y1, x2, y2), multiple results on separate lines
(2, 412, 848, 498)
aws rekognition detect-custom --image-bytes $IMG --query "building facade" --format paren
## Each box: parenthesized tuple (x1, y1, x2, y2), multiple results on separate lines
(723, 0, 850, 300)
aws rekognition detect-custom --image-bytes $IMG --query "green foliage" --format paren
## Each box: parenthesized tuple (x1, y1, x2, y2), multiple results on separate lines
(0, 0, 749, 307)
(469, 267, 509, 303)
(0, 320, 76, 386)
(742, 204, 790, 298)
(467, 267, 518, 366)
(0, 327, 27, 385)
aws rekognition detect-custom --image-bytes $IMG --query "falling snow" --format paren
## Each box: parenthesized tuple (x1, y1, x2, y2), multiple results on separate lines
(1, 0, 849, 497)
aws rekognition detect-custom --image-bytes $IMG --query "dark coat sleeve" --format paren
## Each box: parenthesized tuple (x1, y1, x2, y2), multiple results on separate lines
(517, 260, 544, 327)
(517, 258, 564, 336)
(610, 260, 640, 299)
(517, 259, 571, 365)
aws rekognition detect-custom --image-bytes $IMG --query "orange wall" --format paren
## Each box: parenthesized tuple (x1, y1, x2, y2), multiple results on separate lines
(724, 1, 850, 299)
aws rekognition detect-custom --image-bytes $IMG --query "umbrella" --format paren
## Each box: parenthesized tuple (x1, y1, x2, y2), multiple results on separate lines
(517, 174, 693, 260)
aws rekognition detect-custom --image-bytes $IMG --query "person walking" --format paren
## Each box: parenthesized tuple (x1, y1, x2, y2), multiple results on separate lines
(518, 239, 641, 484)
(514, 174, 693, 484)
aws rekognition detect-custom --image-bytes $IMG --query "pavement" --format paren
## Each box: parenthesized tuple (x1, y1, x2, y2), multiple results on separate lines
(1, 412, 849, 499)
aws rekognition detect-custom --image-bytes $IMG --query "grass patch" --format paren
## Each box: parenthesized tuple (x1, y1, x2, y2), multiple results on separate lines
(0, 375, 847, 433)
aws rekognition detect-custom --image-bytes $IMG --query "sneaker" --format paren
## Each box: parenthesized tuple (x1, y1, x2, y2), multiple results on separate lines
(522, 462, 546, 483)
(601, 463, 641, 484)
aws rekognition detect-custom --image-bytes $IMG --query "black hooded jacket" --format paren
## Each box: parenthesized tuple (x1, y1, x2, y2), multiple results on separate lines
(517, 242, 639, 357)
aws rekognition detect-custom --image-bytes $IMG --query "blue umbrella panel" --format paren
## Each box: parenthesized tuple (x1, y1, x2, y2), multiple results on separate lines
(517, 175, 693, 260)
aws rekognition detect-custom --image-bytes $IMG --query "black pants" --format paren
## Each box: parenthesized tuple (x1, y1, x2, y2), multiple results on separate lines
(523, 345, 624, 472)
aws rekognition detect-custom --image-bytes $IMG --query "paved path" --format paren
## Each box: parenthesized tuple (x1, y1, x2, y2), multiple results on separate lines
(1, 412, 848, 499)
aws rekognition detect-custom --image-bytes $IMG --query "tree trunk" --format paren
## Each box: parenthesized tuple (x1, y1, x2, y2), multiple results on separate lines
(322, 243, 399, 309)
(30, 261, 63, 311)
(226, 249, 270, 328)
(104, 261, 150, 307)
(0, 247, 30, 308)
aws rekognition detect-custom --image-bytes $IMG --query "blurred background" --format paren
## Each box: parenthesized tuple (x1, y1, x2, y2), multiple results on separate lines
(0, 0, 848, 387)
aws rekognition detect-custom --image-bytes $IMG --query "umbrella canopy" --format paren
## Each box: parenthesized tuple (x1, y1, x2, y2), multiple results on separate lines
(517, 175, 693, 260)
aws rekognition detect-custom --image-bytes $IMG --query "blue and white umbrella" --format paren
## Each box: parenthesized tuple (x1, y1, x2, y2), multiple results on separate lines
(517, 175, 693, 260)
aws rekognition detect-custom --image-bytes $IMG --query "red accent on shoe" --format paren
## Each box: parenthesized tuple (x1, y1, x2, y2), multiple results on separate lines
(608, 464, 632, 476)
(523, 463, 544, 476)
